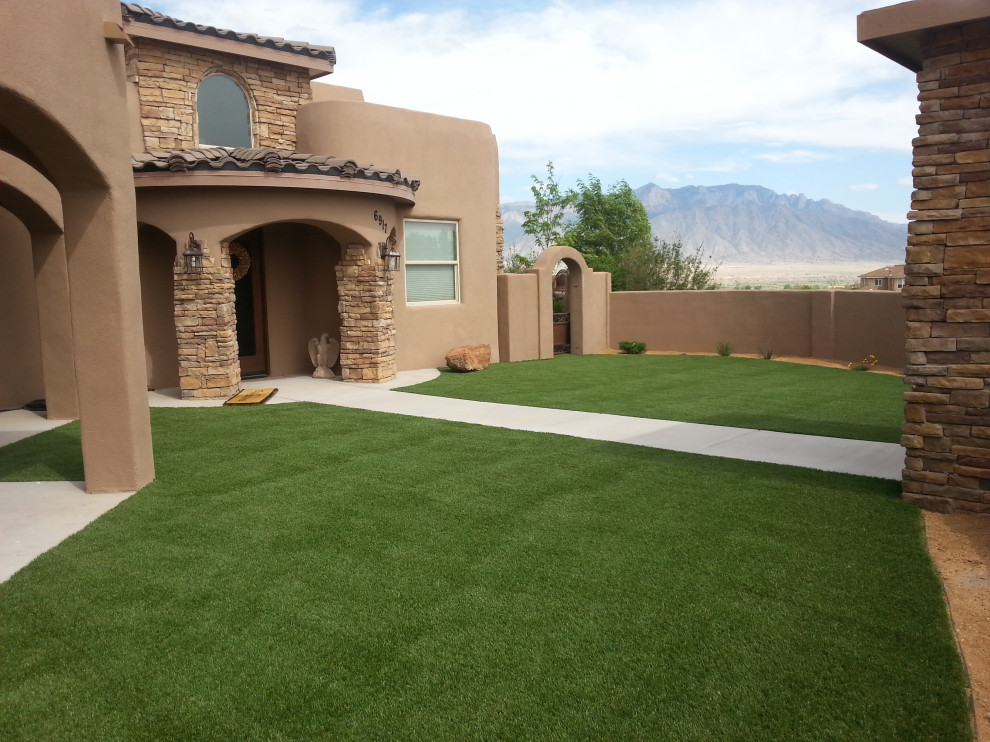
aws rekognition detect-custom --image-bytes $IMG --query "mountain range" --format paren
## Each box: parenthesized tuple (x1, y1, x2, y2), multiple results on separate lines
(500, 183, 908, 264)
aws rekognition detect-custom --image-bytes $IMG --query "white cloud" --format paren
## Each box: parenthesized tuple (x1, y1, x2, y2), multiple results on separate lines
(755, 150, 833, 165)
(897, 176, 914, 186)
(850, 183, 880, 191)
(654, 173, 680, 184)
(152, 0, 916, 151)
(149, 0, 918, 215)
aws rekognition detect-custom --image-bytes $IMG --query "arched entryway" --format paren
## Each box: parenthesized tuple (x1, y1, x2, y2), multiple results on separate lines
(531, 246, 609, 358)
(0, 89, 154, 492)
(230, 222, 344, 379)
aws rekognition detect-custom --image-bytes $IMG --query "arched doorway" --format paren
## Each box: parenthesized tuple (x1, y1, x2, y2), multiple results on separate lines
(531, 246, 608, 359)
(235, 222, 343, 379)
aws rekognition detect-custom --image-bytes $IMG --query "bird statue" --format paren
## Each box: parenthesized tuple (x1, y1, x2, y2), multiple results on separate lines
(308, 333, 340, 379)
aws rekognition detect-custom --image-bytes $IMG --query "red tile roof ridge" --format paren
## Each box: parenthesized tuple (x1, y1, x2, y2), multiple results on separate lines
(120, 3, 336, 65)
(131, 147, 419, 191)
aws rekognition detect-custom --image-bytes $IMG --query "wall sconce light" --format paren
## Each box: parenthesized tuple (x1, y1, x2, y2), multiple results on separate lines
(379, 227, 400, 271)
(183, 232, 205, 272)
(380, 244, 401, 272)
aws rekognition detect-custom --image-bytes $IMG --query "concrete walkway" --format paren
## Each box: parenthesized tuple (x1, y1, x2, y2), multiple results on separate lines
(0, 370, 904, 582)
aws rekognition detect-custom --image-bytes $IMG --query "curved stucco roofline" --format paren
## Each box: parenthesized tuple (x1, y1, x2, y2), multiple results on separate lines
(133, 171, 417, 205)
(0, 150, 63, 232)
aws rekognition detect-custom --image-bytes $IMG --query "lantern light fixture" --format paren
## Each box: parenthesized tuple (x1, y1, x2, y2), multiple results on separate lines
(183, 232, 205, 272)
(379, 227, 400, 272)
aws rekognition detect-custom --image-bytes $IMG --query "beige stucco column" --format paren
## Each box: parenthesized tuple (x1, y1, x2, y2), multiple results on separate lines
(31, 231, 79, 420)
(64, 187, 155, 493)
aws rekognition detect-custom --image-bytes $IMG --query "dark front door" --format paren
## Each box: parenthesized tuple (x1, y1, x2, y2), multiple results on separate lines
(230, 230, 268, 377)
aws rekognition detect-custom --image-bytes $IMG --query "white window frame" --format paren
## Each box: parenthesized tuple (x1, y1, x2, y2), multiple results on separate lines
(404, 219, 460, 305)
(874, 278, 884, 286)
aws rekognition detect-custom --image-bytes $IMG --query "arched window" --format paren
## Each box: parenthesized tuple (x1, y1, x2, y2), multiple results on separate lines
(196, 75, 252, 148)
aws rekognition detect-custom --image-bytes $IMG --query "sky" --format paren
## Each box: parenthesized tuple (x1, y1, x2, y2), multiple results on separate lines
(152, 0, 919, 223)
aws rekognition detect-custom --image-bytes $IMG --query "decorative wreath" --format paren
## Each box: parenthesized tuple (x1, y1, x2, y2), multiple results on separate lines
(229, 242, 251, 281)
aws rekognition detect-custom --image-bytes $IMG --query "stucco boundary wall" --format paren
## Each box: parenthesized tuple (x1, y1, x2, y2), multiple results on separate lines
(609, 290, 906, 367)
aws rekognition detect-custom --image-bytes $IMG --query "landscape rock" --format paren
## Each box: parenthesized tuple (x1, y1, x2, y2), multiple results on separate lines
(445, 344, 491, 372)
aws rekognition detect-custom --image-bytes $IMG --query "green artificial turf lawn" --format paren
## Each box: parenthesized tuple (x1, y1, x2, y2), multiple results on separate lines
(0, 404, 972, 741)
(403, 354, 905, 442)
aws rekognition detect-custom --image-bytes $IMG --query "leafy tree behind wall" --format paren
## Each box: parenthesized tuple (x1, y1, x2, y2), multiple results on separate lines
(521, 161, 574, 252)
(503, 252, 534, 274)
(562, 176, 653, 288)
(618, 237, 721, 291)
(520, 164, 720, 290)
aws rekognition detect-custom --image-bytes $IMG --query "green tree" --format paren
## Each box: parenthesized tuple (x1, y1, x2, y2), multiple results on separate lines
(618, 236, 721, 291)
(503, 251, 534, 273)
(563, 176, 653, 289)
(522, 161, 574, 253)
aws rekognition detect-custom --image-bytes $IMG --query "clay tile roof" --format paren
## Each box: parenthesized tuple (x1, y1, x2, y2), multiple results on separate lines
(120, 4, 336, 66)
(858, 264, 906, 279)
(132, 147, 420, 191)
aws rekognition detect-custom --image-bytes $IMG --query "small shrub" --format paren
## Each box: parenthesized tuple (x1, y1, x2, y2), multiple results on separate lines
(618, 341, 647, 355)
(716, 341, 733, 357)
(759, 343, 774, 360)
(848, 354, 878, 371)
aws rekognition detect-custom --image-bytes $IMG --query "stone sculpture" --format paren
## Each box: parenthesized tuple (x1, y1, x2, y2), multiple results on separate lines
(308, 333, 340, 379)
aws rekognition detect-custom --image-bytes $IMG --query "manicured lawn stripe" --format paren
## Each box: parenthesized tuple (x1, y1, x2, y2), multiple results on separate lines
(403, 354, 906, 442)
(0, 404, 971, 740)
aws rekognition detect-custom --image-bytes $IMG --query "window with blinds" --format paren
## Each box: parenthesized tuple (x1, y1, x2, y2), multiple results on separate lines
(404, 220, 459, 304)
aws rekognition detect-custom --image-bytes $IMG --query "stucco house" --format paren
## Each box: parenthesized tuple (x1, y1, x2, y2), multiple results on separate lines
(124, 4, 504, 397)
(858, 264, 906, 290)
(0, 1, 508, 490)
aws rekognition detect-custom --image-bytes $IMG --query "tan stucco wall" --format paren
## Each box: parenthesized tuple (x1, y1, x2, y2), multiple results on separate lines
(138, 225, 180, 390)
(0, 0, 154, 492)
(609, 290, 906, 367)
(296, 100, 501, 370)
(126, 37, 312, 150)
(0, 207, 44, 408)
(311, 82, 365, 103)
(263, 223, 342, 377)
(497, 273, 540, 362)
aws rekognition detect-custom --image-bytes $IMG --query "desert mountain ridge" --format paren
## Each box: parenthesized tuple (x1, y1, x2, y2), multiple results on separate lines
(500, 183, 908, 265)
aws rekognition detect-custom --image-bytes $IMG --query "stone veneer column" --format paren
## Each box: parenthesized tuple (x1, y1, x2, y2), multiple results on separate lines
(336, 243, 396, 382)
(495, 203, 505, 272)
(174, 242, 241, 399)
(902, 20, 990, 515)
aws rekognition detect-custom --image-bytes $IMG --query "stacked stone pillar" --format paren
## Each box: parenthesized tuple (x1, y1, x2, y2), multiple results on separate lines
(902, 20, 990, 515)
(174, 242, 241, 399)
(336, 243, 397, 382)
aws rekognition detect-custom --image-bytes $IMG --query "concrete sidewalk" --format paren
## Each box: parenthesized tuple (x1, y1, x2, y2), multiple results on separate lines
(238, 373, 904, 481)
(0, 370, 904, 582)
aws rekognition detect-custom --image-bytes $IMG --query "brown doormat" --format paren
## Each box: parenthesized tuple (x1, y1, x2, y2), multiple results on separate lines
(223, 388, 278, 406)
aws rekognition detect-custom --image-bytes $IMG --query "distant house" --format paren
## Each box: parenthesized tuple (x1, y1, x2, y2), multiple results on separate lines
(858, 265, 905, 291)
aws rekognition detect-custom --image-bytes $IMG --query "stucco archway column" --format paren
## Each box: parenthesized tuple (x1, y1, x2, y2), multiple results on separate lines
(336, 243, 396, 382)
(32, 231, 79, 419)
(64, 187, 154, 494)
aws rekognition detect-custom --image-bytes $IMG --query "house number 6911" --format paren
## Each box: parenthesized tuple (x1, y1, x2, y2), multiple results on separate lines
(373, 210, 390, 233)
